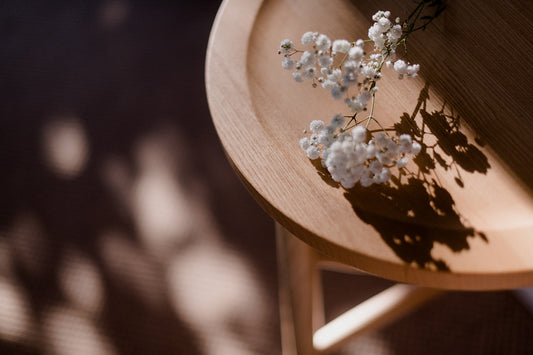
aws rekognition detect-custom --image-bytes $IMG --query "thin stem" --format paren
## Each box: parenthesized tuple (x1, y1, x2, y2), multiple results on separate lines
(338, 51, 350, 69)
(370, 117, 390, 136)
(368, 128, 396, 133)
(365, 93, 377, 128)
(286, 49, 304, 57)
(343, 123, 357, 131)
(341, 114, 357, 132)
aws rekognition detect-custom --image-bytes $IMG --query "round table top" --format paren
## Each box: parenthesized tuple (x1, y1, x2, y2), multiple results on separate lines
(205, 0, 533, 290)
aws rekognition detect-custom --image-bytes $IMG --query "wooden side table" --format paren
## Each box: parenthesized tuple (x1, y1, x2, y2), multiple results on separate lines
(206, 0, 533, 353)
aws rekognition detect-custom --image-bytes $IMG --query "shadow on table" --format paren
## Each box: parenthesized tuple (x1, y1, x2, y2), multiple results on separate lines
(316, 84, 490, 271)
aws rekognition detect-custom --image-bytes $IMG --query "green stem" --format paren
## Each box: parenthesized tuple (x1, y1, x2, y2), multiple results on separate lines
(365, 93, 377, 128)
(370, 117, 390, 136)
(338, 51, 350, 69)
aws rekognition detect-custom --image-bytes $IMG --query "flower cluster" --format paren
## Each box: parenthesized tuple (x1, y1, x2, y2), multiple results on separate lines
(278, 10, 420, 115)
(279, 34, 378, 114)
(278, 4, 439, 187)
(368, 11, 420, 79)
(300, 115, 421, 188)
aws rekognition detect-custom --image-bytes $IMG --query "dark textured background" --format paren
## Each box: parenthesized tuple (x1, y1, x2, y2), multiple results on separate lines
(0, 0, 532, 354)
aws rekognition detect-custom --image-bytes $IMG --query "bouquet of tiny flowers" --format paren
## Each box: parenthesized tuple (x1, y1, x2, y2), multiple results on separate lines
(278, 1, 444, 188)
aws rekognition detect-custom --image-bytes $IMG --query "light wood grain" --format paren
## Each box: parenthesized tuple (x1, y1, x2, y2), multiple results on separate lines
(206, 0, 533, 290)
(276, 224, 322, 355)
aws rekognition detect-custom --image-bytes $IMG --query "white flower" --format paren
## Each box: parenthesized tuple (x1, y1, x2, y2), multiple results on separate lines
(300, 137, 310, 150)
(393, 59, 408, 75)
(396, 156, 409, 168)
(348, 46, 364, 61)
(361, 64, 377, 79)
(411, 141, 422, 155)
(327, 68, 342, 82)
(321, 80, 337, 89)
(306, 146, 320, 159)
(318, 132, 334, 147)
(388, 24, 402, 41)
(345, 91, 371, 113)
(360, 168, 373, 187)
(332, 39, 351, 53)
(303, 66, 317, 80)
(330, 114, 345, 128)
(310, 120, 325, 133)
(301, 31, 317, 45)
(279, 39, 294, 54)
(368, 23, 382, 39)
(375, 133, 389, 148)
(398, 134, 411, 144)
(398, 134, 412, 153)
(341, 72, 358, 87)
(300, 51, 316, 66)
(321, 148, 329, 163)
(393, 60, 419, 78)
(318, 127, 409, 188)
(366, 143, 377, 159)
(343, 60, 360, 73)
(377, 17, 391, 32)
(370, 53, 382, 62)
(292, 71, 303, 82)
(351, 126, 366, 143)
(373, 35, 386, 50)
(368, 23, 387, 49)
(321, 67, 332, 76)
(374, 167, 391, 184)
(369, 160, 384, 174)
(407, 64, 420, 76)
(372, 10, 390, 22)
(318, 55, 333, 68)
(315, 34, 331, 51)
(282, 56, 295, 70)
(331, 84, 346, 100)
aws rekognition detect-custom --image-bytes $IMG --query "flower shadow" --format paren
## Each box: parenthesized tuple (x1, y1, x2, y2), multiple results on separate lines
(394, 84, 490, 188)
(315, 83, 490, 271)
(344, 177, 487, 271)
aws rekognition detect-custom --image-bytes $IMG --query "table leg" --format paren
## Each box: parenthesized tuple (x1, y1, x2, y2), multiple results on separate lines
(276, 223, 323, 355)
(275, 222, 443, 354)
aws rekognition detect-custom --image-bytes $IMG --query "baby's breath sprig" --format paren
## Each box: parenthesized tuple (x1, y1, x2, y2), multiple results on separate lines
(277, 0, 444, 188)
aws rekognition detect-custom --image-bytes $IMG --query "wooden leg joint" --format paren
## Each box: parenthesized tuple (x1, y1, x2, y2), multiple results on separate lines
(276, 223, 442, 355)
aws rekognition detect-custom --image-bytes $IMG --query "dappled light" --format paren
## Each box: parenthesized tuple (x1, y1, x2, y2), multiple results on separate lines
(43, 306, 116, 355)
(59, 250, 105, 315)
(99, 230, 167, 311)
(42, 117, 89, 179)
(0, 278, 33, 343)
(339, 332, 392, 355)
(8, 214, 49, 278)
(132, 131, 195, 255)
(99, 0, 130, 29)
(167, 242, 269, 354)
(0, 0, 279, 353)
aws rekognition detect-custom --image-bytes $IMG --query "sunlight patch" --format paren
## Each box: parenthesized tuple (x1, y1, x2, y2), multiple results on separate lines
(42, 116, 89, 179)
(0, 278, 33, 342)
